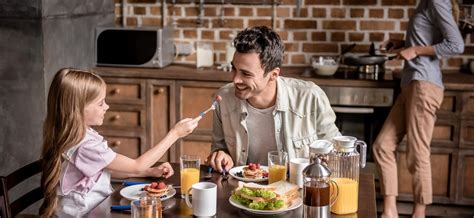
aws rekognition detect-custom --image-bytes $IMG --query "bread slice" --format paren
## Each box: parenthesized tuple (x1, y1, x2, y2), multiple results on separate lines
(268, 181, 300, 205)
(238, 181, 277, 191)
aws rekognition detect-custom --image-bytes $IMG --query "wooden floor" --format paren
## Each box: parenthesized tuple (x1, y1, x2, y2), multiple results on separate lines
(362, 162, 474, 218)
(376, 199, 474, 218)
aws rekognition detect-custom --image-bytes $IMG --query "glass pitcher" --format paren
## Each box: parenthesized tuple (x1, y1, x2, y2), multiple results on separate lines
(327, 136, 366, 215)
(303, 158, 339, 218)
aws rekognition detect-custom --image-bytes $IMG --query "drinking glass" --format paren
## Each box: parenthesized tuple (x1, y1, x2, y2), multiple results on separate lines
(131, 196, 162, 218)
(180, 155, 200, 198)
(268, 151, 288, 184)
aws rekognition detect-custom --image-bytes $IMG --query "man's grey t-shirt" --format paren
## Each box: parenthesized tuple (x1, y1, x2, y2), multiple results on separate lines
(246, 102, 277, 165)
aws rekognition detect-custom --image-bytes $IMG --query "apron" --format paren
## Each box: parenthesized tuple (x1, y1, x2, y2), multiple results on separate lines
(56, 144, 114, 217)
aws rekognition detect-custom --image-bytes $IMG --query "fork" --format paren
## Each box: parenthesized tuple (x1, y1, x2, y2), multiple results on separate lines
(198, 95, 222, 118)
(221, 164, 229, 181)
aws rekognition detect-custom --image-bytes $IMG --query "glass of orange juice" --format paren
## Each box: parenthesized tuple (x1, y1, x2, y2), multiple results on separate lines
(268, 151, 288, 184)
(180, 155, 200, 198)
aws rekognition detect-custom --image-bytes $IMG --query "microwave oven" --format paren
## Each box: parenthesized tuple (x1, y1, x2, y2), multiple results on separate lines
(95, 26, 174, 68)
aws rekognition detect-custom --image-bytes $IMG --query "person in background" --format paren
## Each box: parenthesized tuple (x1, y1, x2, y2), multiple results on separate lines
(207, 26, 340, 172)
(373, 1, 464, 217)
(39, 68, 201, 217)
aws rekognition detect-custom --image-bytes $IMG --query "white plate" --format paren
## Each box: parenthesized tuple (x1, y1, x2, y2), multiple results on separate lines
(120, 184, 176, 201)
(229, 196, 302, 215)
(228, 166, 268, 182)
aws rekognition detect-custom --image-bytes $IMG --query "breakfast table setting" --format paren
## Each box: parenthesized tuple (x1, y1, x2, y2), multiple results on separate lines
(86, 161, 377, 218)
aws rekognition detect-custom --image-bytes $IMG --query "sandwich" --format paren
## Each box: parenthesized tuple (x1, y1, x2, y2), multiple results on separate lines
(242, 163, 265, 179)
(231, 181, 300, 210)
(143, 182, 169, 197)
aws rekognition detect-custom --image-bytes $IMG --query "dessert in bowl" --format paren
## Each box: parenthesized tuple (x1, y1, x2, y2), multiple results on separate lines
(312, 56, 339, 76)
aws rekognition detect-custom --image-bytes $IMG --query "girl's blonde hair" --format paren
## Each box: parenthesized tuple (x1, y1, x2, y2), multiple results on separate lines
(39, 68, 105, 217)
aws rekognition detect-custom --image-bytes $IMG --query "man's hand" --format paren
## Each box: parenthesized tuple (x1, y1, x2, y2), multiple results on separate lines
(207, 150, 234, 173)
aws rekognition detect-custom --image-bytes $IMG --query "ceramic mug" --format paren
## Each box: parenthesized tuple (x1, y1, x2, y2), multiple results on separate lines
(289, 158, 310, 188)
(185, 182, 217, 216)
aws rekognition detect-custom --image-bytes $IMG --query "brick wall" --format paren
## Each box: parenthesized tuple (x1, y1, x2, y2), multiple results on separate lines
(115, 0, 473, 71)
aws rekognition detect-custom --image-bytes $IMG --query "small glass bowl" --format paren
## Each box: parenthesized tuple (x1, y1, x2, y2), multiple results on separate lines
(312, 56, 339, 76)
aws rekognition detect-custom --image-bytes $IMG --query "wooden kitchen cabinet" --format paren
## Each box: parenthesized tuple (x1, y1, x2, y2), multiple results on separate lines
(457, 149, 474, 204)
(396, 147, 456, 203)
(397, 90, 474, 205)
(149, 80, 175, 162)
(96, 78, 147, 158)
(176, 81, 226, 162)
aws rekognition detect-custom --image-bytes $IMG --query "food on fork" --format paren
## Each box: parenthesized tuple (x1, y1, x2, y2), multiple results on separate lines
(143, 182, 169, 197)
(231, 181, 299, 210)
(242, 163, 266, 179)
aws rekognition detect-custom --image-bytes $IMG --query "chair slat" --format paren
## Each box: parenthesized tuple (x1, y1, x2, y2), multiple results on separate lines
(1, 160, 43, 218)
(10, 187, 43, 217)
(1, 177, 12, 218)
(6, 160, 42, 190)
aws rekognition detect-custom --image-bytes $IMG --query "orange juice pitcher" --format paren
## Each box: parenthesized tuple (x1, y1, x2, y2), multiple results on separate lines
(327, 136, 366, 215)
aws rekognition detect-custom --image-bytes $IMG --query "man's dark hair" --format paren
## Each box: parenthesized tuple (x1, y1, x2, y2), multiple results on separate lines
(233, 26, 285, 75)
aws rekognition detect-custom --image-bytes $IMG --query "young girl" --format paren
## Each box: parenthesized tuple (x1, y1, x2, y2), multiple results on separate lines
(39, 68, 200, 217)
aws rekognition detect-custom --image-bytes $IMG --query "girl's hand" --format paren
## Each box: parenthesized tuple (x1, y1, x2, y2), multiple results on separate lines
(170, 117, 201, 138)
(148, 162, 174, 178)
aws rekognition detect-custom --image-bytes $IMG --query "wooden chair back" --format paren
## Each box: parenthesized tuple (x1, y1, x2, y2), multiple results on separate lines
(0, 159, 43, 218)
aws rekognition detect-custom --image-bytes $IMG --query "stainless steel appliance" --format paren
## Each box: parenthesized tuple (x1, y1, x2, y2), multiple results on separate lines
(95, 26, 174, 68)
(318, 69, 395, 161)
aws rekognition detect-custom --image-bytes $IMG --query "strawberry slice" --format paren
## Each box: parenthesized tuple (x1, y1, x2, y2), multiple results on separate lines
(151, 182, 158, 189)
(157, 182, 166, 189)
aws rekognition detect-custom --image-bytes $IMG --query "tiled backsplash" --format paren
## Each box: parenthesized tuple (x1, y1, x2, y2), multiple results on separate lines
(115, 0, 473, 71)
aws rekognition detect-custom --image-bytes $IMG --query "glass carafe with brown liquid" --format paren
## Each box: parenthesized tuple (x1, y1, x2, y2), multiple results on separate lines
(303, 158, 339, 218)
(327, 136, 366, 215)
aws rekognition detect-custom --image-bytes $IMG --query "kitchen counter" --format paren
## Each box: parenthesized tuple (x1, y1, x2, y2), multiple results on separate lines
(93, 64, 396, 88)
(94, 64, 474, 90)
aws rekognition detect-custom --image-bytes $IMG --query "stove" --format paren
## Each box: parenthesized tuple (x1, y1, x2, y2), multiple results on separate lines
(302, 65, 396, 161)
(329, 65, 389, 81)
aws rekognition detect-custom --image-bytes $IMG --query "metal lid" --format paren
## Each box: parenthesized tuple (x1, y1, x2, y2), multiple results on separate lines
(303, 158, 332, 178)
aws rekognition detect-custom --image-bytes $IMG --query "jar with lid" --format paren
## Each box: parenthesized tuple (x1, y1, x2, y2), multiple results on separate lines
(309, 139, 334, 165)
(302, 158, 339, 218)
(327, 136, 366, 215)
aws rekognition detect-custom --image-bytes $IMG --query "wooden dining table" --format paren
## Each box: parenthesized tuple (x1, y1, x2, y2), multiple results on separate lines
(87, 163, 376, 218)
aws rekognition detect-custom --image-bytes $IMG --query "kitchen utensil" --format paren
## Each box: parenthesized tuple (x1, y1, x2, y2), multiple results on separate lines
(343, 42, 397, 66)
(302, 158, 339, 218)
(337, 43, 357, 63)
(221, 164, 229, 181)
(344, 54, 397, 65)
(123, 181, 147, 187)
(198, 95, 222, 118)
(327, 136, 366, 214)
